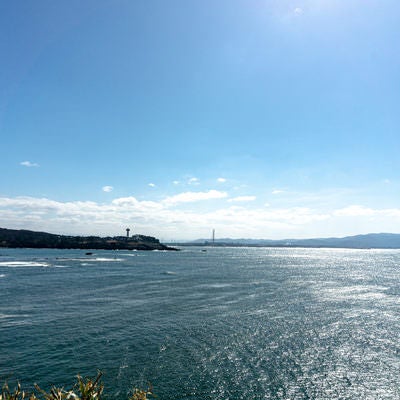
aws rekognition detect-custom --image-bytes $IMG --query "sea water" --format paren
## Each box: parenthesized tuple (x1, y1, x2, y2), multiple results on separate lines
(1, 247, 400, 399)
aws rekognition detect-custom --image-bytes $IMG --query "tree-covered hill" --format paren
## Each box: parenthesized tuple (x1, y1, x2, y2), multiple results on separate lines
(0, 228, 177, 251)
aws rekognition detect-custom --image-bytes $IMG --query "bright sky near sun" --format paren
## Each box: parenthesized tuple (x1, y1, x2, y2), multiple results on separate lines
(1, 0, 399, 240)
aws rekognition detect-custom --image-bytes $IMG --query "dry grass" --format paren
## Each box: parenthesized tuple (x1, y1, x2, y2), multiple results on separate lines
(1, 373, 155, 400)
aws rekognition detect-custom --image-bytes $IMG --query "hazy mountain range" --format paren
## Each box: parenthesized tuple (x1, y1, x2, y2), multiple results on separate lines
(180, 233, 400, 249)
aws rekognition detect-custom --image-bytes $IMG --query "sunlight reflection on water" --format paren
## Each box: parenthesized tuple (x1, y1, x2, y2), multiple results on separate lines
(1, 247, 400, 399)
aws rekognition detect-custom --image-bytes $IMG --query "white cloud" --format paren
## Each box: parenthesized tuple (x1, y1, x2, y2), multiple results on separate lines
(334, 205, 400, 218)
(233, 185, 247, 190)
(20, 161, 39, 168)
(2, 194, 400, 240)
(272, 189, 284, 195)
(228, 196, 256, 203)
(148, 183, 156, 187)
(294, 7, 303, 15)
(217, 177, 227, 183)
(173, 180, 180, 185)
(163, 190, 228, 205)
(188, 177, 200, 185)
(102, 186, 113, 193)
(112, 196, 163, 211)
(334, 205, 375, 217)
(111, 196, 140, 207)
(383, 179, 391, 184)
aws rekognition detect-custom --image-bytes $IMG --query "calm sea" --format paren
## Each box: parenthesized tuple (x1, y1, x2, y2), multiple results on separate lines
(1, 247, 400, 399)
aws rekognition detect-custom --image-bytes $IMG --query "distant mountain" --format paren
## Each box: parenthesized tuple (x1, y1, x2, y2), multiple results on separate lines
(180, 233, 400, 249)
(0, 228, 177, 251)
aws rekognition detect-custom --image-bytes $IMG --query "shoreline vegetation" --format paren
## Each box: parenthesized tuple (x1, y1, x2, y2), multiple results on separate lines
(1, 372, 155, 400)
(0, 228, 177, 251)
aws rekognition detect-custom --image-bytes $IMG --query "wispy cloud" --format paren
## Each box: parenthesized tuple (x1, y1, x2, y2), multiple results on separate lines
(20, 161, 39, 168)
(1, 195, 400, 240)
(173, 180, 180, 185)
(102, 186, 113, 192)
(188, 177, 200, 185)
(272, 189, 284, 195)
(334, 205, 375, 217)
(334, 205, 400, 218)
(228, 196, 256, 203)
(294, 7, 303, 15)
(233, 184, 248, 191)
(163, 190, 227, 205)
(148, 183, 156, 187)
(217, 177, 227, 183)
(112, 196, 163, 210)
(0, 195, 330, 238)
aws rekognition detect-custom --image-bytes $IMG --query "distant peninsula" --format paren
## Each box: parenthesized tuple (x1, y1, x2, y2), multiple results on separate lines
(0, 228, 178, 251)
(176, 233, 400, 249)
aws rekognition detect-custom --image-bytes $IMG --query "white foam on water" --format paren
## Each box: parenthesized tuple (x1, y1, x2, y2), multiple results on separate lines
(0, 313, 20, 319)
(78, 257, 124, 264)
(197, 283, 232, 289)
(0, 274, 5, 278)
(209, 283, 232, 288)
(0, 261, 49, 267)
(56, 257, 98, 262)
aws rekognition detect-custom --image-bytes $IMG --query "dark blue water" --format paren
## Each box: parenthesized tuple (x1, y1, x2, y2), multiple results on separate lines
(1, 247, 400, 399)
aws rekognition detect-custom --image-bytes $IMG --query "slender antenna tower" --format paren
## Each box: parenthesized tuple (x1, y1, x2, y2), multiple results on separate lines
(126, 228, 130, 238)
(212, 229, 215, 244)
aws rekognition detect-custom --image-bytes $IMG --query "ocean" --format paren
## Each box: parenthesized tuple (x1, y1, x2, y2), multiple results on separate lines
(0, 247, 399, 399)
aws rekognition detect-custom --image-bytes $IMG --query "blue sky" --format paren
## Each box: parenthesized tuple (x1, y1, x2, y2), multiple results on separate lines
(1, 0, 399, 240)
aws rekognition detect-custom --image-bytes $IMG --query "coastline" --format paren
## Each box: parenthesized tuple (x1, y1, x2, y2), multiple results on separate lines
(0, 227, 178, 251)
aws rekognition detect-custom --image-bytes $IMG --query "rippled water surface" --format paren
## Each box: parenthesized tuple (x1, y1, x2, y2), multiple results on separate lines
(1, 247, 400, 399)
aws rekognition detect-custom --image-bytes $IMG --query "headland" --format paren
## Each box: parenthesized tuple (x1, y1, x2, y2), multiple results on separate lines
(0, 227, 178, 251)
